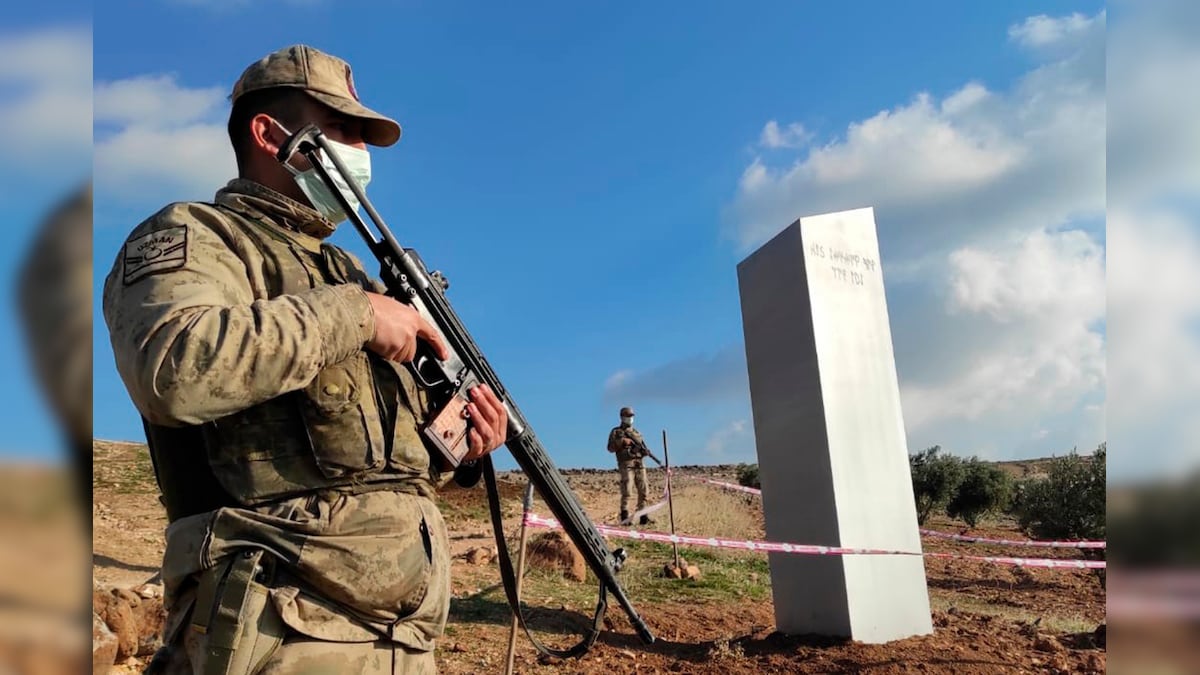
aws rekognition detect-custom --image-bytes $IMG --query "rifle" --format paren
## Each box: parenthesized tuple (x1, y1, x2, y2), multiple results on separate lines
(276, 125, 655, 658)
(629, 434, 663, 467)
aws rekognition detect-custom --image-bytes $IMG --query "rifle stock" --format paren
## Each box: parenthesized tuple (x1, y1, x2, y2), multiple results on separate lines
(276, 125, 655, 653)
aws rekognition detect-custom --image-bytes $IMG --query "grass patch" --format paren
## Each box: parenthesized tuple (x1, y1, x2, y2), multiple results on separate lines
(929, 593, 1095, 634)
(665, 484, 763, 541)
(92, 443, 159, 495)
(458, 536, 772, 628)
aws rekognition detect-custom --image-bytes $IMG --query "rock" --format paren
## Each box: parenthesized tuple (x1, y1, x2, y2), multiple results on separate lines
(463, 547, 493, 565)
(135, 583, 163, 600)
(1081, 652, 1105, 672)
(683, 565, 702, 580)
(93, 585, 166, 660)
(1033, 634, 1065, 653)
(526, 531, 586, 582)
(662, 564, 683, 579)
(93, 611, 118, 674)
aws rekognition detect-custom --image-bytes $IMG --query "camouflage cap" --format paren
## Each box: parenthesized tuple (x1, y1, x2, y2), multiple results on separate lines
(231, 44, 401, 147)
(620, 407, 635, 417)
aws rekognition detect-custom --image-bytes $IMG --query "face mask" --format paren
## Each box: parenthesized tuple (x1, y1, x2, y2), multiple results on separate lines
(621, 416, 633, 426)
(275, 121, 371, 224)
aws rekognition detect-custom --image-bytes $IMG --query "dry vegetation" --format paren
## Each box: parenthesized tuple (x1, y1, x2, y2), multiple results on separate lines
(88, 440, 1106, 674)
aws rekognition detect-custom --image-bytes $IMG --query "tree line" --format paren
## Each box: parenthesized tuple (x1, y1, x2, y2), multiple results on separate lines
(735, 443, 1107, 540)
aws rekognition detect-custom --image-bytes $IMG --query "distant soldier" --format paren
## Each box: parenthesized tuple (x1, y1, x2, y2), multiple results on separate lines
(606, 406, 655, 525)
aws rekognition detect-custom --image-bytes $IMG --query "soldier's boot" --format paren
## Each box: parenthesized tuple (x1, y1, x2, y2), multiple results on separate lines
(619, 510, 629, 524)
(639, 514, 654, 526)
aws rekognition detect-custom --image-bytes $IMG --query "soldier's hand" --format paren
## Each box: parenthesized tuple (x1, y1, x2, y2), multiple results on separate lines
(464, 383, 507, 461)
(364, 292, 449, 363)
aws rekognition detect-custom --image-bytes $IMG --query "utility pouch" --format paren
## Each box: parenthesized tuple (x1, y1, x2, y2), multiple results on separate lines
(189, 548, 286, 675)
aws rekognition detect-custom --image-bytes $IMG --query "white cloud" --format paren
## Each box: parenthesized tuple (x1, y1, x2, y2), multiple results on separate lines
(1107, 208, 1200, 480)
(702, 419, 754, 463)
(727, 11, 1105, 261)
(947, 229, 1105, 324)
(695, 10, 1109, 469)
(1103, 0, 1200, 481)
(900, 228, 1105, 434)
(95, 75, 225, 128)
(0, 26, 92, 163)
(1108, 4, 1200, 205)
(94, 73, 235, 204)
(1008, 12, 1096, 51)
(602, 345, 748, 405)
(759, 120, 811, 149)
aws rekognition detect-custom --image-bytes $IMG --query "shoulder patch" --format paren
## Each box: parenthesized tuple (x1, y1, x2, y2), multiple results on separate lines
(123, 226, 189, 284)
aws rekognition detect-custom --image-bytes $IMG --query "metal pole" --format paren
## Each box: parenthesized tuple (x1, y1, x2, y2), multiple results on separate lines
(663, 429, 680, 570)
(504, 482, 536, 675)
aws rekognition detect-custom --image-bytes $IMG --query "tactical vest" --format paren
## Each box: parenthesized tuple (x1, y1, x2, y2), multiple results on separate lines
(144, 204, 436, 521)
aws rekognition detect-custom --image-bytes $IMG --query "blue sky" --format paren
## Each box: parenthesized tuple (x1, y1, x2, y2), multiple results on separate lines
(0, 2, 91, 463)
(5, 1, 1198, 481)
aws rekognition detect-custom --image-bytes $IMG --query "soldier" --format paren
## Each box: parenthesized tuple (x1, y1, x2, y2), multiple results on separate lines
(16, 181, 93, 513)
(101, 45, 508, 673)
(606, 406, 655, 525)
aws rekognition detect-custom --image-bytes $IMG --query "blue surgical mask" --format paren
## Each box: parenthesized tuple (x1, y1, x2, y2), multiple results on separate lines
(275, 121, 372, 224)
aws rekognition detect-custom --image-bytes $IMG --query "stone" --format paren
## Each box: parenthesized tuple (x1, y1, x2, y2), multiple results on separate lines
(93, 611, 118, 674)
(736, 207, 933, 643)
(463, 546, 494, 565)
(526, 531, 586, 582)
(1034, 634, 1066, 653)
(93, 585, 166, 660)
(683, 565, 702, 580)
(662, 563, 683, 579)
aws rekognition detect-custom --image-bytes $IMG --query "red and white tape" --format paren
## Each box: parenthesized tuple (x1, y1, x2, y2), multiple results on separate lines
(523, 513, 1106, 570)
(918, 529, 1106, 549)
(700, 478, 764, 496)
(700, 478, 1106, 550)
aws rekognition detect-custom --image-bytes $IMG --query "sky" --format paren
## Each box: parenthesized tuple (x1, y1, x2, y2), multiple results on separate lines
(1, 1, 1197, 482)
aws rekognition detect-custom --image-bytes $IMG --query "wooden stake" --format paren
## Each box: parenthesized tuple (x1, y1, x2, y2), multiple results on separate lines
(663, 429, 680, 570)
(504, 482, 536, 675)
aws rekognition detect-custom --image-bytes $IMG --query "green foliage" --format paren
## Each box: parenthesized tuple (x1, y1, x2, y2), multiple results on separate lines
(1108, 469, 1200, 567)
(946, 458, 1014, 528)
(909, 446, 965, 525)
(736, 463, 760, 489)
(1011, 443, 1106, 540)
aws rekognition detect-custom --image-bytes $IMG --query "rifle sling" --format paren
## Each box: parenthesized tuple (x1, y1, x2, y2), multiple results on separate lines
(482, 456, 606, 660)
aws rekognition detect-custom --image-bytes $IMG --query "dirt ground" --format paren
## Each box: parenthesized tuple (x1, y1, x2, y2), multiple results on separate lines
(91, 440, 1106, 674)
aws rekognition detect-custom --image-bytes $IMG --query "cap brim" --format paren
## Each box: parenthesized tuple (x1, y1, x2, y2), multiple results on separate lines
(307, 90, 402, 147)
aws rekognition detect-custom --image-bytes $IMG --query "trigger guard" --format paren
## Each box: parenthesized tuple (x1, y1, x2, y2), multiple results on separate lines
(411, 353, 447, 388)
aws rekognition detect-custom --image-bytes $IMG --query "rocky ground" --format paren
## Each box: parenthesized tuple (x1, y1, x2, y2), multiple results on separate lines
(89, 440, 1106, 674)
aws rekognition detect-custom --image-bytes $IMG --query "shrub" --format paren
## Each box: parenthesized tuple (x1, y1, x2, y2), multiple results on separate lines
(1011, 443, 1106, 540)
(909, 446, 965, 525)
(1108, 470, 1200, 567)
(736, 463, 760, 489)
(946, 458, 1013, 528)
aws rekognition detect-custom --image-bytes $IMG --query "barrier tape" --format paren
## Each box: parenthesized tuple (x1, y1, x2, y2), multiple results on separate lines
(621, 468, 672, 525)
(525, 513, 1106, 570)
(699, 478, 764, 496)
(699, 478, 1107, 550)
(918, 529, 1106, 549)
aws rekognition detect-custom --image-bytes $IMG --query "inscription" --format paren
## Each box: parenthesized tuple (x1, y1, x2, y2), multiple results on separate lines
(808, 242, 877, 287)
(831, 267, 865, 286)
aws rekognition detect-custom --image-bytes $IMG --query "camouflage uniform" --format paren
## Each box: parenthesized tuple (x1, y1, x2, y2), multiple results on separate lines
(102, 46, 453, 674)
(606, 423, 650, 520)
